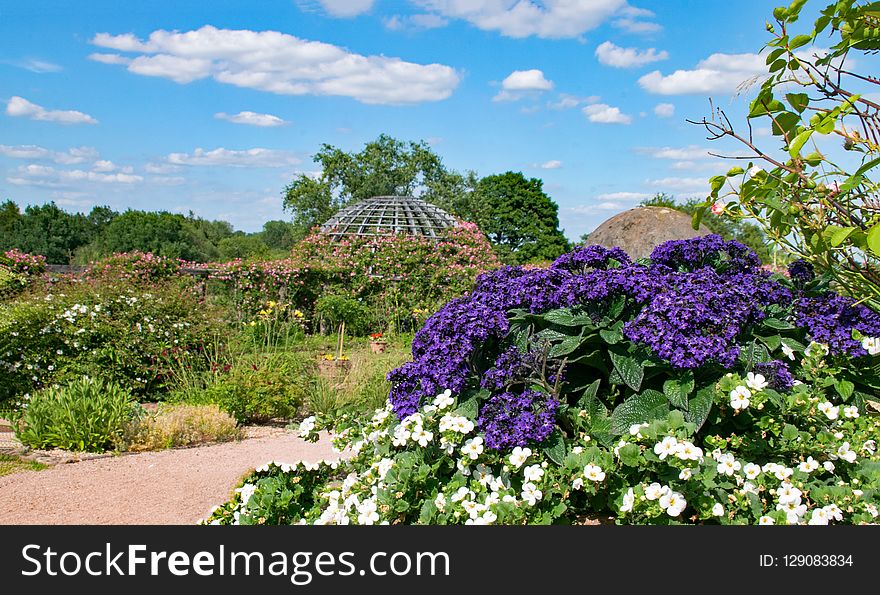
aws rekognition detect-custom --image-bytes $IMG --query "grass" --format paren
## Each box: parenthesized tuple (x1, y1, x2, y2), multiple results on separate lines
(0, 454, 46, 477)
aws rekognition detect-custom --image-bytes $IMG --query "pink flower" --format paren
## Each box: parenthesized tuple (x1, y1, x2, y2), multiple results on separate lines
(710, 202, 724, 215)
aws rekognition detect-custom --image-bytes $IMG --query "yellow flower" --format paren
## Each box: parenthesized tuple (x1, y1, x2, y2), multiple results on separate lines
(321, 353, 335, 360)
(267, 300, 277, 308)
(248, 321, 257, 327)
(338, 355, 349, 361)
(293, 310, 304, 318)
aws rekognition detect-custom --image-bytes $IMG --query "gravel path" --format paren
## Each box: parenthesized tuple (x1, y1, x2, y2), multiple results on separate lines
(0, 430, 342, 525)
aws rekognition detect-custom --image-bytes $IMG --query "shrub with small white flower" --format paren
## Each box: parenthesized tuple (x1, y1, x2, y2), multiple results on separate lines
(205, 239, 880, 525)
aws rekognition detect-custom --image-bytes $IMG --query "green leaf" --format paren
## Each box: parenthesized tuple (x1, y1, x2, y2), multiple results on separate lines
(663, 372, 695, 410)
(867, 223, 880, 257)
(609, 351, 644, 392)
(829, 226, 857, 247)
(618, 443, 641, 467)
(576, 379, 601, 408)
(455, 393, 484, 420)
(549, 335, 582, 358)
(534, 328, 569, 341)
(692, 206, 706, 230)
(835, 379, 855, 400)
(780, 337, 806, 352)
(609, 389, 669, 435)
(771, 111, 800, 136)
(684, 386, 715, 432)
(782, 424, 799, 441)
(599, 328, 622, 344)
(763, 317, 795, 330)
(789, 34, 812, 49)
(786, 92, 809, 113)
(757, 334, 782, 351)
(542, 429, 567, 466)
(542, 308, 592, 327)
(788, 129, 813, 158)
(419, 498, 437, 524)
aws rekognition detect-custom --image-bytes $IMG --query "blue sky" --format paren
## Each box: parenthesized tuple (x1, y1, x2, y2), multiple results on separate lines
(0, 0, 829, 239)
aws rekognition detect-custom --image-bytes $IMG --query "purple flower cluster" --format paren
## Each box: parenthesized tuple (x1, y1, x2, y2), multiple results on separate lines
(622, 269, 790, 368)
(649, 234, 761, 274)
(793, 293, 880, 357)
(480, 345, 538, 391)
(754, 360, 795, 391)
(551, 245, 631, 274)
(477, 390, 559, 450)
(787, 259, 815, 286)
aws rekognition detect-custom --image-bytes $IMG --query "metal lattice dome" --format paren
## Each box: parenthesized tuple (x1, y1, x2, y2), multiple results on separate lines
(320, 195, 458, 241)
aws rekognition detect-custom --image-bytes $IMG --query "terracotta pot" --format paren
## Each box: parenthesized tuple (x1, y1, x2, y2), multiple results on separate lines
(317, 358, 351, 381)
(369, 341, 387, 354)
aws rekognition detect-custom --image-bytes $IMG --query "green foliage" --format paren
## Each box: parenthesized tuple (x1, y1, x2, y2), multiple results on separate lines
(693, 0, 880, 309)
(0, 202, 109, 264)
(474, 172, 570, 264)
(0, 278, 221, 406)
(0, 454, 47, 477)
(11, 377, 136, 453)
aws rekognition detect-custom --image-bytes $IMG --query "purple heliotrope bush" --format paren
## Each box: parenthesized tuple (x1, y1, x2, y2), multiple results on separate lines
(388, 235, 880, 451)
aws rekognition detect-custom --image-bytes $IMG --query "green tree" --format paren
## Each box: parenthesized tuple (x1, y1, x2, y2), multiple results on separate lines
(217, 234, 270, 260)
(0, 200, 21, 250)
(11, 202, 91, 263)
(283, 135, 480, 238)
(474, 172, 570, 264)
(88, 211, 221, 262)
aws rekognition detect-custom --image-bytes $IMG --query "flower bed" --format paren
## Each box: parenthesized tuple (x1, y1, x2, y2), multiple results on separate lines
(205, 236, 879, 524)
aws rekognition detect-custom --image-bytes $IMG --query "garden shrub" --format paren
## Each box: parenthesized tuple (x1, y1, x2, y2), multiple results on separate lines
(123, 404, 241, 451)
(84, 251, 182, 284)
(176, 352, 309, 423)
(0, 277, 221, 406)
(206, 236, 880, 525)
(11, 376, 136, 453)
(0, 250, 46, 301)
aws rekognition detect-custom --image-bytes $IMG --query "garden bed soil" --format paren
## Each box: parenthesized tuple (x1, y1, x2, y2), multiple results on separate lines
(0, 429, 343, 524)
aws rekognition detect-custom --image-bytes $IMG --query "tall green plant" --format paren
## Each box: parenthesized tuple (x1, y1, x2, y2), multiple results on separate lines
(691, 0, 880, 308)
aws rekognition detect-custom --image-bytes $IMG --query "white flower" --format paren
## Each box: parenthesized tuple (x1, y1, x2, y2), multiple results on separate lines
(462, 500, 482, 519)
(773, 466, 793, 481)
(653, 436, 679, 460)
(572, 478, 584, 490)
(797, 457, 819, 473)
(521, 482, 542, 506)
(843, 406, 859, 419)
(392, 426, 411, 447)
(823, 504, 843, 522)
(433, 493, 446, 511)
(644, 483, 668, 501)
(433, 389, 454, 409)
(298, 416, 316, 437)
(866, 503, 878, 518)
(357, 499, 380, 525)
(863, 440, 877, 455)
(523, 464, 545, 483)
(717, 454, 742, 476)
(619, 488, 635, 513)
(777, 501, 807, 524)
(236, 483, 257, 506)
(781, 344, 796, 361)
(823, 461, 835, 472)
(489, 476, 508, 492)
(376, 458, 394, 481)
(758, 516, 775, 525)
(659, 491, 687, 517)
(461, 437, 484, 460)
(861, 336, 880, 355)
(439, 436, 455, 455)
(817, 401, 839, 420)
(743, 462, 762, 480)
(837, 442, 857, 463)
(678, 468, 693, 480)
(629, 423, 648, 436)
(450, 487, 472, 502)
(776, 484, 802, 505)
(480, 510, 497, 524)
(729, 385, 751, 410)
(674, 441, 703, 461)
(508, 446, 532, 469)
(742, 482, 758, 495)
(411, 427, 434, 447)
(746, 372, 768, 391)
(583, 464, 605, 482)
(712, 503, 725, 517)
(808, 508, 829, 525)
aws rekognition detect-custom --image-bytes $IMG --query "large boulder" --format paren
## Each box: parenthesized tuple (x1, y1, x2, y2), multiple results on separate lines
(586, 206, 713, 260)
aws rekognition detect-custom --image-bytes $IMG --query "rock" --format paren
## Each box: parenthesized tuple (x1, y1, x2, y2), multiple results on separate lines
(586, 206, 712, 260)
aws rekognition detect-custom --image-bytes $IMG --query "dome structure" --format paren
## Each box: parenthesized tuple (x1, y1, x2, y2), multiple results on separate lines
(587, 206, 713, 260)
(320, 195, 458, 241)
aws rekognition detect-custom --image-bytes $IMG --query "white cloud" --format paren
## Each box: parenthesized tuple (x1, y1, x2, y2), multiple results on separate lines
(493, 69, 553, 102)
(166, 147, 301, 168)
(384, 13, 449, 31)
(596, 191, 653, 201)
(92, 160, 116, 172)
(547, 93, 600, 109)
(90, 25, 460, 105)
(653, 102, 675, 117)
(641, 145, 711, 160)
(536, 160, 562, 169)
(215, 111, 289, 127)
(144, 162, 182, 174)
(7, 164, 143, 186)
(565, 201, 631, 215)
(16, 58, 62, 73)
(638, 51, 792, 95)
(87, 53, 131, 65)
(0, 145, 99, 164)
(413, 0, 627, 39)
(6, 96, 98, 125)
(583, 103, 632, 124)
(316, 0, 374, 17)
(595, 41, 667, 68)
(150, 176, 187, 186)
(644, 176, 709, 192)
(612, 17, 662, 34)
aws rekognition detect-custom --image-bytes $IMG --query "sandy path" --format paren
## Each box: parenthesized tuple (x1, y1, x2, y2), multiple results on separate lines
(0, 431, 341, 525)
